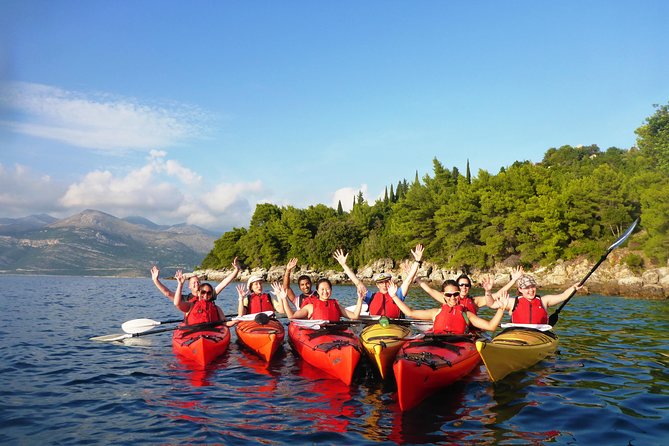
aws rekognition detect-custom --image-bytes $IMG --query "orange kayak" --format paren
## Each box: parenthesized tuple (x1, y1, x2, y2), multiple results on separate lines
(288, 322, 362, 385)
(235, 318, 285, 361)
(393, 334, 480, 411)
(172, 324, 231, 366)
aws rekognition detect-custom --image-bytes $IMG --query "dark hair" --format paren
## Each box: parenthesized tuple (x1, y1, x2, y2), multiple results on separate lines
(441, 279, 459, 291)
(316, 278, 332, 289)
(456, 273, 471, 284)
(199, 283, 217, 300)
(297, 275, 312, 284)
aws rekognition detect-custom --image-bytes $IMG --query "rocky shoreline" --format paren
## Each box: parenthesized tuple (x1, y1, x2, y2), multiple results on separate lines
(195, 253, 669, 300)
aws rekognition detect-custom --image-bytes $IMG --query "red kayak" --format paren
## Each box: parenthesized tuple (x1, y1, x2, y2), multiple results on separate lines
(288, 322, 362, 385)
(235, 318, 285, 362)
(393, 334, 480, 411)
(172, 324, 231, 366)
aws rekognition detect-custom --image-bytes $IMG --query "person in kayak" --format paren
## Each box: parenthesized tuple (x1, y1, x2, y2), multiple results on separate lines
(281, 257, 318, 310)
(151, 257, 241, 302)
(333, 244, 424, 318)
(388, 280, 510, 334)
(272, 278, 366, 321)
(416, 266, 525, 315)
(173, 270, 238, 326)
(236, 275, 285, 316)
(489, 274, 583, 324)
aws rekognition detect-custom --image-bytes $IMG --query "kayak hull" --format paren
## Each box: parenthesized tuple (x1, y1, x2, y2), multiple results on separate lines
(393, 335, 480, 412)
(235, 318, 285, 362)
(288, 322, 362, 386)
(172, 325, 231, 366)
(360, 323, 411, 380)
(476, 327, 558, 382)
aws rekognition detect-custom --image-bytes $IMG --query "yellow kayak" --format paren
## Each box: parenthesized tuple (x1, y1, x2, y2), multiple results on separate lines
(476, 326, 558, 382)
(360, 322, 412, 379)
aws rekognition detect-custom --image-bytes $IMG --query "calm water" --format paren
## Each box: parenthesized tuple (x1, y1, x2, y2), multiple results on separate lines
(1, 275, 668, 445)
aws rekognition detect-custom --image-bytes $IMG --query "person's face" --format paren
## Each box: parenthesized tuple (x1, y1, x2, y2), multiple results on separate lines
(189, 277, 200, 294)
(199, 286, 214, 301)
(317, 282, 332, 300)
(298, 279, 312, 294)
(442, 285, 460, 307)
(250, 281, 263, 294)
(457, 280, 471, 296)
(518, 285, 537, 299)
(376, 280, 390, 293)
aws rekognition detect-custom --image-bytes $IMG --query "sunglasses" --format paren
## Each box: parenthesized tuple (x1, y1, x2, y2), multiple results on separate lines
(444, 292, 460, 297)
(458, 283, 471, 287)
(200, 290, 213, 296)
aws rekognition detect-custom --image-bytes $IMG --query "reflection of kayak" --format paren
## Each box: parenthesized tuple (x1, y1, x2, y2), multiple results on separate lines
(235, 318, 285, 362)
(288, 322, 362, 385)
(393, 335, 480, 411)
(360, 323, 411, 380)
(172, 325, 231, 366)
(476, 327, 558, 382)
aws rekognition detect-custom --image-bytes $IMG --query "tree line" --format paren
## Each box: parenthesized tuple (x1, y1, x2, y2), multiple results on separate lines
(201, 103, 669, 272)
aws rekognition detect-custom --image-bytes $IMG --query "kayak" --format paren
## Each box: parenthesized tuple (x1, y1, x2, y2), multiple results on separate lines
(172, 324, 231, 366)
(360, 322, 411, 379)
(235, 317, 285, 362)
(393, 334, 480, 411)
(288, 322, 362, 385)
(476, 327, 558, 382)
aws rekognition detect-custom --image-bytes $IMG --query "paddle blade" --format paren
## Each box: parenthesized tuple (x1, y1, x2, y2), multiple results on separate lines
(608, 218, 639, 251)
(122, 318, 160, 334)
(548, 312, 559, 327)
(90, 333, 132, 342)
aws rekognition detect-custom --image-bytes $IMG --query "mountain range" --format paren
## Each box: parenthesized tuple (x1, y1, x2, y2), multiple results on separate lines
(0, 210, 219, 277)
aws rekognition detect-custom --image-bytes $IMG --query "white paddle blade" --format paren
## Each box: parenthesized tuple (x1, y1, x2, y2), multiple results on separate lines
(232, 310, 274, 322)
(345, 303, 370, 316)
(291, 319, 328, 330)
(500, 323, 553, 332)
(90, 333, 132, 342)
(121, 318, 161, 334)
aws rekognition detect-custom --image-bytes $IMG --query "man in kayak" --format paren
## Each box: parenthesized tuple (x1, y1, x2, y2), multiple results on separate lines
(416, 266, 525, 315)
(272, 279, 366, 321)
(173, 270, 238, 326)
(281, 257, 318, 310)
(333, 244, 424, 318)
(388, 280, 510, 334)
(236, 275, 286, 316)
(151, 257, 241, 302)
(489, 274, 583, 324)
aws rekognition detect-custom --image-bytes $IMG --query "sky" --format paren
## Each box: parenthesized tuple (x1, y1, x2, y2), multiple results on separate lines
(1, 1, 667, 233)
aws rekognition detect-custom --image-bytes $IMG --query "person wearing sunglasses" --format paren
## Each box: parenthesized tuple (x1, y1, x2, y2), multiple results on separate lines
(172, 270, 237, 326)
(333, 244, 424, 318)
(416, 266, 525, 315)
(387, 280, 510, 335)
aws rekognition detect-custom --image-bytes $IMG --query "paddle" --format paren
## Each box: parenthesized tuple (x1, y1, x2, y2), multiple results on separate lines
(121, 318, 184, 334)
(90, 321, 224, 342)
(290, 316, 433, 330)
(548, 218, 639, 327)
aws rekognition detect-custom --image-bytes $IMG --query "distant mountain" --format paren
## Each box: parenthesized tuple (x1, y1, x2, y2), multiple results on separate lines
(0, 210, 219, 277)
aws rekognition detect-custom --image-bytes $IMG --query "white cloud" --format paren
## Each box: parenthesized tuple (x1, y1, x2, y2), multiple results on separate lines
(0, 82, 208, 151)
(0, 163, 68, 215)
(332, 184, 368, 212)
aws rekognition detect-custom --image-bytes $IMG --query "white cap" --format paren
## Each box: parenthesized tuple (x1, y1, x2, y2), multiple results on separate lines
(247, 276, 263, 288)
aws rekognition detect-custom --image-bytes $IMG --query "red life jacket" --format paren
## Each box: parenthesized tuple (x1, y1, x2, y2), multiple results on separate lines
(297, 291, 318, 309)
(311, 298, 342, 321)
(186, 300, 221, 325)
(511, 296, 548, 324)
(459, 295, 478, 314)
(368, 292, 402, 318)
(247, 293, 274, 314)
(432, 304, 469, 335)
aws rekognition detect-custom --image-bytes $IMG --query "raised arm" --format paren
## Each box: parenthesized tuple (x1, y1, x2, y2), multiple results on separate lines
(399, 244, 424, 297)
(341, 284, 366, 320)
(236, 284, 247, 317)
(214, 257, 241, 294)
(272, 282, 309, 319)
(542, 282, 584, 308)
(491, 266, 524, 299)
(282, 257, 298, 303)
(416, 277, 447, 305)
(388, 282, 437, 320)
(151, 266, 175, 300)
(333, 249, 363, 287)
(468, 293, 510, 331)
(473, 274, 495, 308)
(173, 270, 190, 313)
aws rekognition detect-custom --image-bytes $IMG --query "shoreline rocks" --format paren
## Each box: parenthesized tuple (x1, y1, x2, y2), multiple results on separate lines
(194, 256, 669, 300)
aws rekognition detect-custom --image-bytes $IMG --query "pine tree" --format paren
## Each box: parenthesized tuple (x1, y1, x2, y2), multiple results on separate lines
(337, 200, 344, 215)
(466, 159, 471, 184)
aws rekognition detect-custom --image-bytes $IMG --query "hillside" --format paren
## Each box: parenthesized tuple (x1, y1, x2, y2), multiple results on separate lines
(0, 209, 217, 276)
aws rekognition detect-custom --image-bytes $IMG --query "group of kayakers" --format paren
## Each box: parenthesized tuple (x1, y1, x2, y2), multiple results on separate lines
(151, 243, 584, 335)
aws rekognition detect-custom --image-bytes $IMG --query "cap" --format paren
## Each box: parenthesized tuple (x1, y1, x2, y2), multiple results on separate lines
(374, 272, 393, 283)
(247, 275, 263, 288)
(517, 274, 538, 289)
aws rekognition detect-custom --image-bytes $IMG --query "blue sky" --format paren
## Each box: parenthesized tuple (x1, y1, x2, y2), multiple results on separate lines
(1, 1, 667, 232)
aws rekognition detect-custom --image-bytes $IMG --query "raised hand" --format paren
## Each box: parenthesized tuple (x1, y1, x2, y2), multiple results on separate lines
(400, 259, 412, 275)
(511, 265, 524, 281)
(411, 243, 424, 262)
(175, 270, 185, 284)
(333, 249, 348, 266)
(286, 257, 298, 271)
(356, 283, 368, 297)
(388, 281, 398, 296)
(236, 284, 247, 298)
(231, 256, 240, 270)
(151, 265, 160, 281)
(270, 282, 287, 300)
(481, 274, 494, 292)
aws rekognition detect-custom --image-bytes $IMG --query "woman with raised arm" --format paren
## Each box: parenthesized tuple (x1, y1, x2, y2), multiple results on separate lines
(272, 279, 365, 321)
(173, 270, 237, 327)
(236, 275, 285, 317)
